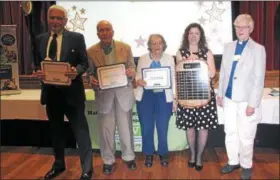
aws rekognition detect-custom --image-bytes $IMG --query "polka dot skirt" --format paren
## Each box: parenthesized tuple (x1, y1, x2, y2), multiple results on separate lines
(176, 88, 218, 130)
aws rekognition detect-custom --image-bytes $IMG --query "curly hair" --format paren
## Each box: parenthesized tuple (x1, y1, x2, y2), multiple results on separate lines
(147, 34, 167, 52)
(179, 23, 208, 53)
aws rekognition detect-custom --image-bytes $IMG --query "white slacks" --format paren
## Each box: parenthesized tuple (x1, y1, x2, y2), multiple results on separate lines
(223, 97, 261, 168)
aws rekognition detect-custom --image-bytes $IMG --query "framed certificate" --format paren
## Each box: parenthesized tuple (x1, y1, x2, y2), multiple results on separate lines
(41, 61, 71, 86)
(97, 63, 128, 90)
(142, 67, 171, 89)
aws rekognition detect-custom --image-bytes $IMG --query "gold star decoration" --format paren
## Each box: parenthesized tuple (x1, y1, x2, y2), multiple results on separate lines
(80, 8, 86, 15)
(205, 2, 225, 22)
(72, 5, 77, 11)
(69, 12, 87, 31)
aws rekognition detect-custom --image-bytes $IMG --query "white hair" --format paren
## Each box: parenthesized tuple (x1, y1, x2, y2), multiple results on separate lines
(234, 14, 254, 30)
(48, 5, 68, 18)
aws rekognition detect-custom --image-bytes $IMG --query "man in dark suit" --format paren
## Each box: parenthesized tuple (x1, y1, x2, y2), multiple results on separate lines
(33, 5, 93, 180)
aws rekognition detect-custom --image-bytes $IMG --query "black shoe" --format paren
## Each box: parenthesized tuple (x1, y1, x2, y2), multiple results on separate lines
(188, 161, 196, 168)
(221, 164, 241, 174)
(80, 171, 93, 180)
(195, 164, 203, 171)
(241, 167, 252, 180)
(125, 160, 137, 170)
(44, 167, 65, 180)
(145, 155, 153, 167)
(103, 164, 115, 175)
(159, 155, 169, 167)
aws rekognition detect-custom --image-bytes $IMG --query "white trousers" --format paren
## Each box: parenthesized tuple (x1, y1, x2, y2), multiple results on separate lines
(223, 98, 261, 168)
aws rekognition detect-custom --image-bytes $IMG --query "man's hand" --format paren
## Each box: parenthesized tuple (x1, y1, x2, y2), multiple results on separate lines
(32, 70, 45, 80)
(217, 96, 223, 107)
(65, 67, 78, 80)
(126, 67, 136, 78)
(246, 106, 255, 116)
(136, 79, 146, 87)
(90, 76, 99, 86)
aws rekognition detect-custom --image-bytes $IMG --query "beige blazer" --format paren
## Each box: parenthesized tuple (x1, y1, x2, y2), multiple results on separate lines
(87, 40, 136, 113)
(218, 38, 266, 108)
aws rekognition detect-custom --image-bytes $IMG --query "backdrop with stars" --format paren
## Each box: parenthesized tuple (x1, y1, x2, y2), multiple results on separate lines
(58, 1, 233, 56)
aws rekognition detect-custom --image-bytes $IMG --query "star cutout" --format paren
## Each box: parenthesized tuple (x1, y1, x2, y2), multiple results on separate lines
(198, 16, 207, 25)
(65, 25, 71, 31)
(80, 8, 86, 15)
(205, 2, 225, 22)
(212, 28, 218, 34)
(196, 0, 204, 8)
(72, 6, 77, 11)
(135, 36, 146, 48)
(69, 12, 87, 31)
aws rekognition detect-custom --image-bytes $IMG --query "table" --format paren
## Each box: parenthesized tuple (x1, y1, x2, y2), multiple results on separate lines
(1, 88, 279, 151)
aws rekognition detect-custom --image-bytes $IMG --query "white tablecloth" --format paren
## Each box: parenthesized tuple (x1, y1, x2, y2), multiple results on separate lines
(1, 88, 279, 124)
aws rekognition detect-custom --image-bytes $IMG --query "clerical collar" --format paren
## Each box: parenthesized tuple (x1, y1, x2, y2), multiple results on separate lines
(238, 39, 249, 45)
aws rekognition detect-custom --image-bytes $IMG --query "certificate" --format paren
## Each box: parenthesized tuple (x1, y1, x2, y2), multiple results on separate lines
(142, 67, 171, 89)
(97, 63, 128, 90)
(41, 61, 71, 86)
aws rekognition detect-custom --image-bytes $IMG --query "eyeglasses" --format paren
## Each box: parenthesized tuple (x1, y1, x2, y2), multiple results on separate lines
(49, 16, 64, 21)
(151, 42, 163, 46)
(234, 25, 250, 30)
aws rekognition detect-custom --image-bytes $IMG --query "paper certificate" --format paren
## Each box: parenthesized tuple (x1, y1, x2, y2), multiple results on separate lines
(41, 61, 71, 86)
(142, 67, 171, 89)
(97, 64, 128, 90)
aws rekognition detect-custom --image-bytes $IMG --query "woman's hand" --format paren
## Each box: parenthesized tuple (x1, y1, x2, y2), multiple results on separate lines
(136, 79, 146, 87)
(187, 52, 199, 61)
(172, 100, 177, 112)
(217, 96, 223, 107)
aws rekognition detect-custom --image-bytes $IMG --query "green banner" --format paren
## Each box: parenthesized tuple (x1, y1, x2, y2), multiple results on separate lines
(85, 90, 188, 151)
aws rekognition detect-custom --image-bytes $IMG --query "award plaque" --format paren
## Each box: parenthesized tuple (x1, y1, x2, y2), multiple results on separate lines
(41, 61, 71, 86)
(176, 60, 210, 108)
(142, 67, 171, 89)
(97, 63, 128, 90)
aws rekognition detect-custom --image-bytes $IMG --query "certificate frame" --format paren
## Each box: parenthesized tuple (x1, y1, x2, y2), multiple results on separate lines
(97, 63, 128, 90)
(142, 66, 171, 89)
(41, 61, 71, 86)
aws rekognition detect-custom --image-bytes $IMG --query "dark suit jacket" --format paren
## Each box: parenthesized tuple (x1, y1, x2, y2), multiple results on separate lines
(34, 30, 88, 106)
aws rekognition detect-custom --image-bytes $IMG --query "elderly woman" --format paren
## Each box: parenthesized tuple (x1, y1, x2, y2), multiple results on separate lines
(135, 34, 176, 167)
(218, 14, 266, 180)
(175, 23, 218, 171)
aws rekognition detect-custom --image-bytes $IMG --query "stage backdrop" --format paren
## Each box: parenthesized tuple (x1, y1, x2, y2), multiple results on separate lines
(57, 1, 233, 56)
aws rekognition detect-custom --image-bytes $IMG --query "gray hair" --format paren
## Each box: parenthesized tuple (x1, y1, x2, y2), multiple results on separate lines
(48, 5, 68, 18)
(147, 34, 167, 52)
(96, 20, 113, 31)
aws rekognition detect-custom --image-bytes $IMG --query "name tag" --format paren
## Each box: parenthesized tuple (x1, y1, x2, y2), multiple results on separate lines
(233, 55, 241, 62)
(153, 89, 164, 93)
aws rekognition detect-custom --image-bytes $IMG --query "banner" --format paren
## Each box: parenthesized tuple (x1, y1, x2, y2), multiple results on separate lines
(85, 91, 188, 151)
(0, 25, 21, 95)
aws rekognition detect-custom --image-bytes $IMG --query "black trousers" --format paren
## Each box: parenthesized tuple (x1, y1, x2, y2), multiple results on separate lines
(45, 87, 93, 173)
